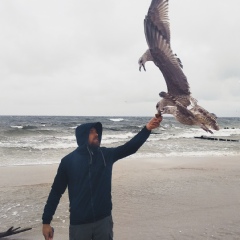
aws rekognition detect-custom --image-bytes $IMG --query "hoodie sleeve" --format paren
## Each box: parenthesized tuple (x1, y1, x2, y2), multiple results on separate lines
(42, 159, 68, 224)
(111, 126, 151, 162)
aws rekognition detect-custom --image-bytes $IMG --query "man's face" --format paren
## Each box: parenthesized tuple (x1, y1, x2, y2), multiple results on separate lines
(88, 128, 100, 147)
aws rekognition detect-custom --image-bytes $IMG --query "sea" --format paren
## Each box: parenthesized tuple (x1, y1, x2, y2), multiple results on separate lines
(0, 115, 240, 235)
(0, 115, 239, 167)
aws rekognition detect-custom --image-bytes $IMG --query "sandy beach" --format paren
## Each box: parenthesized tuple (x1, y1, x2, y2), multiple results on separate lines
(1, 156, 240, 240)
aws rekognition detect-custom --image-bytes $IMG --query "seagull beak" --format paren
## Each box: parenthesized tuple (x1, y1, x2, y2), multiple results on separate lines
(155, 111, 163, 117)
(139, 63, 146, 72)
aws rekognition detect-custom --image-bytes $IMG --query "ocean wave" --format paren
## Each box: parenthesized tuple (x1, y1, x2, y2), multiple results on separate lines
(0, 140, 76, 150)
(103, 132, 134, 139)
(0, 160, 61, 167)
(3, 129, 57, 138)
(11, 125, 38, 130)
(1, 116, 239, 167)
(55, 136, 76, 141)
(109, 118, 124, 122)
(101, 132, 135, 144)
(149, 128, 206, 140)
(69, 126, 78, 129)
(130, 150, 240, 159)
(1, 151, 239, 167)
(104, 125, 142, 132)
(213, 128, 240, 137)
(10, 125, 23, 129)
(153, 127, 240, 140)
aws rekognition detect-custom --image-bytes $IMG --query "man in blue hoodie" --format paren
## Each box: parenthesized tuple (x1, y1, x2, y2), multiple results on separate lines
(42, 116, 162, 240)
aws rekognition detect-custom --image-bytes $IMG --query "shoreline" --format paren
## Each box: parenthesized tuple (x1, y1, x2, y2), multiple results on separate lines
(1, 155, 240, 184)
(1, 156, 240, 239)
(1, 148, 239, 168)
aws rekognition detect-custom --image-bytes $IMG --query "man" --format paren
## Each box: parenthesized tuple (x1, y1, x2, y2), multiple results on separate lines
(42, 116, 162, 240)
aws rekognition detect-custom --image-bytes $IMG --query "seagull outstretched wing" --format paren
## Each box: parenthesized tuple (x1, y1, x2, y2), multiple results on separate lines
(144, 15, 190, 96)
(146, 0, 171, 44)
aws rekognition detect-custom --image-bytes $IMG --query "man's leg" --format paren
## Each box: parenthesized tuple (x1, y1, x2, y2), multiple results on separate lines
(69, 223, 93, 240)
(92, 215, 113, 240)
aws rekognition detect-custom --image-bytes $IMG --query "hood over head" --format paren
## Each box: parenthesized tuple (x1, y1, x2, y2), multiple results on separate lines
(75, 122, 102, 147)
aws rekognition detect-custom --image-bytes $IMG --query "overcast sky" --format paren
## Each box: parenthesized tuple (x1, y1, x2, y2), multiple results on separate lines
(0, 0, 239, 117)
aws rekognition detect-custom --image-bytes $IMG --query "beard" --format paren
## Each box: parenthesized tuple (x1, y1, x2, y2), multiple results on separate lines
(89, 142, 100, 148)
(89, 138, 100, 148)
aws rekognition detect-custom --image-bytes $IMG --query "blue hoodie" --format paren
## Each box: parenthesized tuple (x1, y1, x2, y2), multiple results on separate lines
(42, 122, 151, 225)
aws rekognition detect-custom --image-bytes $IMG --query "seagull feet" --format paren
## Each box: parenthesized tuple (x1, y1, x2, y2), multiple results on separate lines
(201, 124, 213, 134)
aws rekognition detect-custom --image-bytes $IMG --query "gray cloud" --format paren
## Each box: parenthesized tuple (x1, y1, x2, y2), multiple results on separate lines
(0, 0, 239, 117)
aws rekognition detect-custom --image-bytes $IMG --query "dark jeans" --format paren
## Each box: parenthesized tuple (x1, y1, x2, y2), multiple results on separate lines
(69, 215, 113, 240)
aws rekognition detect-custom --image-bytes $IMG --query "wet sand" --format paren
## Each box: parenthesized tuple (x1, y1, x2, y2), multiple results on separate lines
(1, 156, 240, 240)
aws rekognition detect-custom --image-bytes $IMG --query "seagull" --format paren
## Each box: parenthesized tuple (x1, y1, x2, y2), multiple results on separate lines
(158, 92, 219, 133)
(138, 0, 219, 133)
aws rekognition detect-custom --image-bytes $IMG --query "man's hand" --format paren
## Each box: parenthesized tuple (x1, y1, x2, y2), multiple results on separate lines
(146, 115, 163, 131)
(42, 224, 54, 240)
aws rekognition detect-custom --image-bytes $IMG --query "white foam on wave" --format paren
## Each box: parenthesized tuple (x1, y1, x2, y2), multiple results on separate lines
(0, 140, 76, 150)
(11, 125, 23, 129)
(131, 150, 240, 158)
(103, 132, 134, 139)
(38, 142, 76, 150)
(0, 160, 61, 167)
(109, 118, 124, 122)
(3, 132, 135, 148)
(165, 150, 240, 157)
(149, 128, 206, 140)
(102, 132, 134, 144)
(213, 128, 240, 137)
(32, 141, 76, 150)
(178, 128, 216, 138)
(102, 139, 126, 144)
(56, 136, 75, 141)
(69, 126, 78, 129)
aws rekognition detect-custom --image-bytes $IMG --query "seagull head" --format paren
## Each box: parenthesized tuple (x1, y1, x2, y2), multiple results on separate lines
(160, 106, 176, 115)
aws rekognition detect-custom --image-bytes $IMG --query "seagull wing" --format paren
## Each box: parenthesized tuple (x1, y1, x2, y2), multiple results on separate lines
(144, 17, 190, 96)
(190, 105, 220, 130)
(146, 0, 170, 44)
